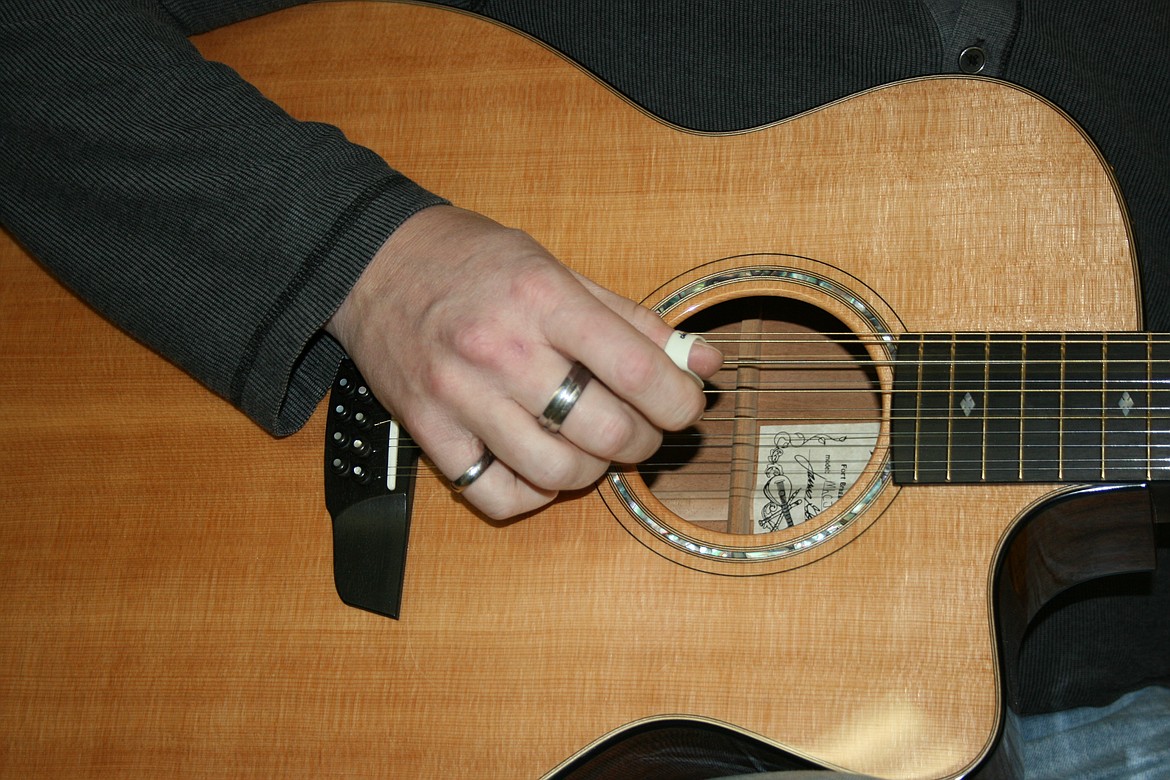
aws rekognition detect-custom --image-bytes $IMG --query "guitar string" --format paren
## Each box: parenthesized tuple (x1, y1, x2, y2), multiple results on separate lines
(700, 332, 1165, 339)
(349, 331, 1170, 479)
(362, 434, 1167, 476)
(351, 460, 1160, 489)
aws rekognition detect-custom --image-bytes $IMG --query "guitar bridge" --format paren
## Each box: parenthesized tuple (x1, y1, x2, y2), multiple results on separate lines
(323, 358, 418, 619)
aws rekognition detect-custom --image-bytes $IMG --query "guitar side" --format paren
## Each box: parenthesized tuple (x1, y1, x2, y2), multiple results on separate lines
(0, 3, 1137, 779)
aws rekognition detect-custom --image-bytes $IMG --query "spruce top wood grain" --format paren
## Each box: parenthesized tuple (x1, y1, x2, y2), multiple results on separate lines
(0, 3, 1140, 778)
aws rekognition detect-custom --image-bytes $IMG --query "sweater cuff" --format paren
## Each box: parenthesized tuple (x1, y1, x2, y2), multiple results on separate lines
(233, 176, 448, 436)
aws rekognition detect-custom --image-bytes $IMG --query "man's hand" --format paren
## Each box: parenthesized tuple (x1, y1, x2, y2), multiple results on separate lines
(326, 206, 722, 520)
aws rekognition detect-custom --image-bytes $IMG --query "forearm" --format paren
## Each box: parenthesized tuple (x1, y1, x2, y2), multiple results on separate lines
(0, 0, 445, 434)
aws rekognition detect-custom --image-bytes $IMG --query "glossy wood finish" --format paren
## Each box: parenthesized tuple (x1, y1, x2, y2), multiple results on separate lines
(0, 3, 1139, 778)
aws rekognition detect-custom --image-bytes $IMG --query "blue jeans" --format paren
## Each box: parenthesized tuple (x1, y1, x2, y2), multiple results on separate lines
(1015, 685, 1170, 779)
(715, 685, 1170, 779)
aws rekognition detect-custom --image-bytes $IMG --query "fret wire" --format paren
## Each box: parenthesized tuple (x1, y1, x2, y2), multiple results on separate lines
(1018, 334, 1027, 481)
(1101, 335, 1108, 480)
(982, 333, 989, 481)
(1058, 333, 1065, 481)
(914, 337, 923, 482)
(947, 334, 956, 482)
(1148, 333, 1154, 482)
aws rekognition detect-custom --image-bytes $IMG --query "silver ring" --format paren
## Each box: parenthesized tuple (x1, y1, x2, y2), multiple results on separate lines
(538, 362, 592, 434)
(451, 447, 495, 493)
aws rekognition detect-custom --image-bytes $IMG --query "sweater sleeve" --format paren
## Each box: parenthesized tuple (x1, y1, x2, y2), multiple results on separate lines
(0, 0, 448, 435)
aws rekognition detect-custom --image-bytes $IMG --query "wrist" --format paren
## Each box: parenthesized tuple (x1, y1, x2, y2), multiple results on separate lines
(325, 204, 456, 352)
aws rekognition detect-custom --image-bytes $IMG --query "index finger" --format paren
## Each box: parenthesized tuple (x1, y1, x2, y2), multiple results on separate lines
(545, 292, 705, 431)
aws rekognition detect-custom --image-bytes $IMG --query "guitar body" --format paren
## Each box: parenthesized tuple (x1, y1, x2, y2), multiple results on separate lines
(0, 3, 1139, 779)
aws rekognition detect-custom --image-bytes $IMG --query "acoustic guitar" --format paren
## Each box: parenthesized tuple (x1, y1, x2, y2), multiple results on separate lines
(0, 3, 1157, 778)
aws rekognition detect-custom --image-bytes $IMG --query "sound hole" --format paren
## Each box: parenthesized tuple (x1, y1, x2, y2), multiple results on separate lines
(640, 296, 883, 535)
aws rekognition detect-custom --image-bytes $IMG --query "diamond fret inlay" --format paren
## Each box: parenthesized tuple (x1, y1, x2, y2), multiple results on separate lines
(960, 392, 976, 417)
(893, 332, 1170, 486)
(1119, 391, 1134, 417)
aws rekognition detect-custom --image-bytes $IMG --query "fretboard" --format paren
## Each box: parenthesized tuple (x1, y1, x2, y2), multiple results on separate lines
(890, 333, 1170, 484)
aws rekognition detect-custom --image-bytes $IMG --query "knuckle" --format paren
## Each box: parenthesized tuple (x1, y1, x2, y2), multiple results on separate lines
(577, 457, 610, 488)
(449, 316, 534, 374)
(562, 460, 609, 492)
(611, 350, 660, 397)
(666, 390, 705, 430)
(630, 428, 664, 462)
(588, 411, 638, 460)
(419, 360, 461, 402)
(525, 448, 606, 491)
(529, 454, 579, 490)
(449, 317, 500, 364)
(508, 262, 565, 309)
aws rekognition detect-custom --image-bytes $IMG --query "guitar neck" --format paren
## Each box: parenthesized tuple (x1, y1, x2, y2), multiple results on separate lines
(891, 333, 1170, 484)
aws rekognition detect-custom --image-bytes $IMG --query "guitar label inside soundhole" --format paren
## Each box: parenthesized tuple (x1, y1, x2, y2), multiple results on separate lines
(754, 423, 879, 532)
(639, 295, 884, 537)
